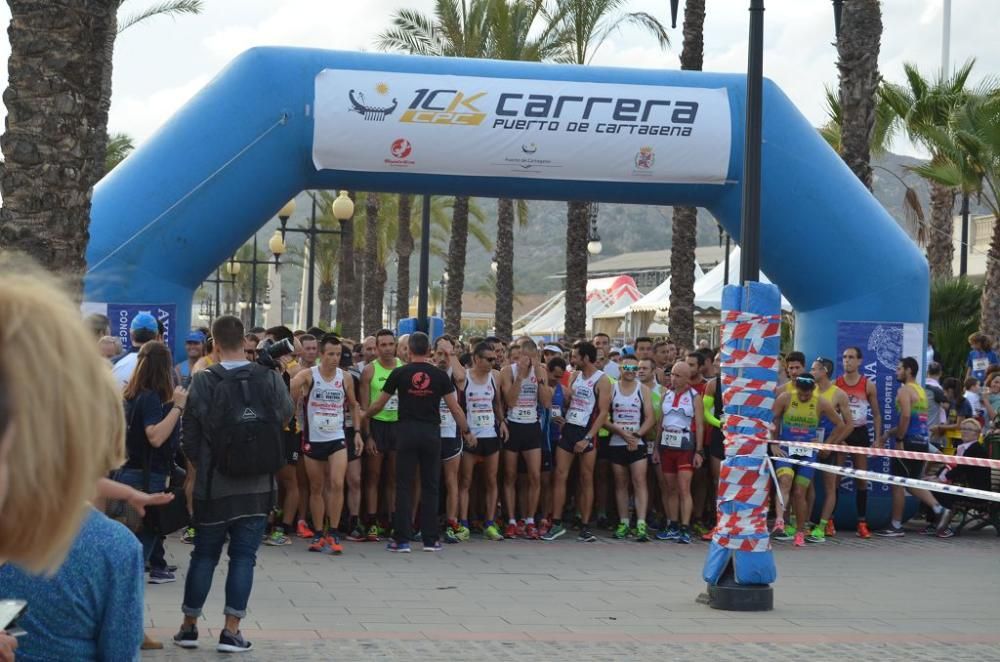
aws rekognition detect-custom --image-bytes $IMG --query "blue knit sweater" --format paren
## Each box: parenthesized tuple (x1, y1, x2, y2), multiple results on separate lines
(0, 508, 144, 661)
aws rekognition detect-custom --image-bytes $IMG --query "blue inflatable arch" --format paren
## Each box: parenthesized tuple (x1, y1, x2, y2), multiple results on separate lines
(84, 47, 927, 359)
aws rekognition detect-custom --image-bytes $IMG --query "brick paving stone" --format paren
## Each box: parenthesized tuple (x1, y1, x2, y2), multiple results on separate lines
(142, 526, 1000, 660)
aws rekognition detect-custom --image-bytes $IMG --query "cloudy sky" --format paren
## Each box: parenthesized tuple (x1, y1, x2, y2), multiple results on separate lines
(0, 0, 996, 158)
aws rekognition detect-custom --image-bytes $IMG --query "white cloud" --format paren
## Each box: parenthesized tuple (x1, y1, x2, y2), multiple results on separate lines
(109, 75, 212, 144)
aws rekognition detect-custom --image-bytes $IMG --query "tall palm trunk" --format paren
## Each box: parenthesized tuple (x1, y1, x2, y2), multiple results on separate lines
(495, 197, 515, 340)
(981, 214, 1000, 340)
(354, 234, 365, 334)
(363, 194, 382, 336)
(318, 279, 335, 328)
(927, 181, 957, 279)
(836, 0, 882, 191)
(336, 196, 358, 336)
(395, 193, 413, 325)
(564, 201, 590, 340)
(668, 0, 706, 350)
(444, 196, 470, 337)
(0, 0, 118, 291)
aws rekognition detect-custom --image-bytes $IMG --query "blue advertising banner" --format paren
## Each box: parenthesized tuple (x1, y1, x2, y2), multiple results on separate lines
(107, 303, 176, 353)
(832, 321, 925, 522)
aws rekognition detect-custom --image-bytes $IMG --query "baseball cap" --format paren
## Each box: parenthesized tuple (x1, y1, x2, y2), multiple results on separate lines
(130, 312, 159, 333)
(185, 330, 206, 343)
(543, 344, 563, 354)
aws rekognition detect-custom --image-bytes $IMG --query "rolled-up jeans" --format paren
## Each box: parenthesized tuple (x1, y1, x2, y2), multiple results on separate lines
(182, 515, 267, 619)
(114, 467, 167, 564)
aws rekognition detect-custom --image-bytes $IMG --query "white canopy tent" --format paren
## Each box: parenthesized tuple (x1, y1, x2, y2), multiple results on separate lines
(693, 246, 792, 312)
(611, 262, 707, 337)
(514, 275, 641, 338)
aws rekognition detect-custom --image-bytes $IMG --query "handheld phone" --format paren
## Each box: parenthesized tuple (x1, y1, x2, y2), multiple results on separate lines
(0, 600, 27, 637)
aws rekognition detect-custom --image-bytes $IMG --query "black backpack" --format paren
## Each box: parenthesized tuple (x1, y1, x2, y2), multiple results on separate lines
(205, 363, 286, 477)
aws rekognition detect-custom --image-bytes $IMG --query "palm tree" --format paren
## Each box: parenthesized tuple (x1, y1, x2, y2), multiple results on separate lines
(910, 94, 1000, 338)
(546, 0, 669, 339)
(362, 192, 383, 336)
(0, 2, 118, 288)
(667, 0, 704, 350)
(378, 0, 492, 337)
(105, 132, 135, 172)
(394, 194, 414, 325)
(835, 0, 882, 192)
(485, 0, 558, 340)
(882, 60, 979, 279)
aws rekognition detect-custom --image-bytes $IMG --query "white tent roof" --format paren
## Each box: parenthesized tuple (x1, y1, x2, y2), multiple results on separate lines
(625, 262, 707, 314)
(514, 275, 641, 336)
(692, 247, 792, 311)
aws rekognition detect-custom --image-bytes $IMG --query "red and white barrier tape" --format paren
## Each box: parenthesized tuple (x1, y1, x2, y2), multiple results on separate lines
(777, 456, 1000, 503)
(768, 439, 1000, 470)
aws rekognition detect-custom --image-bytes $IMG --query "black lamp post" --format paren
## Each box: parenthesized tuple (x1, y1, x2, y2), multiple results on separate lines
(277, 192, 353, 329)
(718, 223, 731, 287)
(203, 267, 236, 324)
(228, 230, 283, 329)
(417, 194, 432, 334)
(739, 0, 765, 285)
(832, 0, 844, 39)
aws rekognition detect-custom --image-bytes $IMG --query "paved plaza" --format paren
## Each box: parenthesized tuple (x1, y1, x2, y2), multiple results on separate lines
(144, 526, 1000, 660)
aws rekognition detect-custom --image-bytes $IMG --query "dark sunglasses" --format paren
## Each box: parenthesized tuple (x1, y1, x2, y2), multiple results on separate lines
(621, 365, 639, 372)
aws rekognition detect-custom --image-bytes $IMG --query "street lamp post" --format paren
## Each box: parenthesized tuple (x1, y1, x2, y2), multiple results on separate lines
(276, 192, 353, 329)
(740, 0, 765, 285)
(587, 204, 603, 256)
(417, 194, 432, 334)
(203, 267, 236, 324)
(229, 230, 285, 329)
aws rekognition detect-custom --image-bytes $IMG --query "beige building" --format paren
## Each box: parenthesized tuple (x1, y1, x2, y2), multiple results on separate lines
(951, 213, 993, 279)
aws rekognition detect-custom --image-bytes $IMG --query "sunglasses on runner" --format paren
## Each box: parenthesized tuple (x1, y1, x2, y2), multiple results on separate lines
(621, 365, 639, 372)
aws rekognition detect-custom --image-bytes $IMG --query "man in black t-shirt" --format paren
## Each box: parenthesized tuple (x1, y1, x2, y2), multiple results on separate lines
(363, 332, 474, 552)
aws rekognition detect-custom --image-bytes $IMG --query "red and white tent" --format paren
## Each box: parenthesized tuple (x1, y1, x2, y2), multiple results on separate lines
(513, 275, 641, 338)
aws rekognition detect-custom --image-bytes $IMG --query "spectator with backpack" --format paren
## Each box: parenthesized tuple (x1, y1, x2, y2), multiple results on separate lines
(173, 316, 293, 653)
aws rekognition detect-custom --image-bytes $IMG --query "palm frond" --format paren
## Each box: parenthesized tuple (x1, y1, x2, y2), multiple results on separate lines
(118, 0, 203, 33)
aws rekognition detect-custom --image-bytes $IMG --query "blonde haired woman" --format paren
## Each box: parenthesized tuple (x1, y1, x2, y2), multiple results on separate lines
(0, 258, 146, 660)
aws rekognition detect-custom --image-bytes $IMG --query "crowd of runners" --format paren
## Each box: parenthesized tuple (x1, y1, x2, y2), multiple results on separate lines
(105, 319, 995, 561)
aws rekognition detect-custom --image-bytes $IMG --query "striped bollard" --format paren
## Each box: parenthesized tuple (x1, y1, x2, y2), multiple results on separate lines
(701, 281, 779, 611)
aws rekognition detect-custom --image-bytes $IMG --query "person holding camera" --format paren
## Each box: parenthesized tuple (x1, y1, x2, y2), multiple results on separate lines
(172, 316, 293, 654)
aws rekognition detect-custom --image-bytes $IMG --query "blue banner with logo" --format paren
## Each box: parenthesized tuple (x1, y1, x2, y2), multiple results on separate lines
(831, 321, 925, 525)
(108, 303, 176, 353)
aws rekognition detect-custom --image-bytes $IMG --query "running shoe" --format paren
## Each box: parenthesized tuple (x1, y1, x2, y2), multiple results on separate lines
(265, 529, 291, 546)
(484, 524, 504, 541)
(515, 520, 527, 537)
(793, 532, 806, 547)
(217, 629, 253, 653)
(410, 530, 423, 542)
(347, 526, 366, 542)
(504, 522, 518, 539)
(296, 520, 314, 539)
(578, 527, 597, 542)
(455, 525, 471, 542)
(691, 521, 709, 536)
(875, 526, 905, 537)
(807, 526, 826, 544)
(825, 519, 836, 537)
(701, 528, 715, 542)
(423, 540, 444, 552)
(936, 527, 955, 539)
(386, 540, 411, 553)
(328, 535, 343, 555)
(676, 529, 692, 545)
(172, 624, 199, 649)
(444, 528, 461, 544)
(856, 522, 872, 539)
(524, 523, 541, 540)
(656, 526, 679, 541)
(612, 522, 630, 539)
(919, 524, 938, 535)
(635, 521, 649, 542)
(148, 569, 176, 584)
(180, 527, 196, 544)
(308, 534, 329, 553)
(366, 524, 380, 542)
(934, 508, 953, 532)
(541, 523, 566, 541)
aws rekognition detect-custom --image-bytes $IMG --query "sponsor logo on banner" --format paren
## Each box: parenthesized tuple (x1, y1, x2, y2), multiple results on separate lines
(634, 146, 655, 169)
(314, 69, 732, 184)
(385, 138, 415, 168)
(837, 321, 925, 495)
(348, 83, 398, 122)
